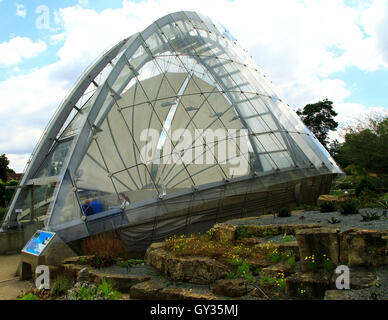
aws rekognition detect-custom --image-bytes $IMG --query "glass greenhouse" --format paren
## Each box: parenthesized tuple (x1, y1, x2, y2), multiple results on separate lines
(2, 11, 342, 252)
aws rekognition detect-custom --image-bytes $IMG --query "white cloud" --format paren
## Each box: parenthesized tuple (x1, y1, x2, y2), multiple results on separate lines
(15, 3, 26, 17)
(0, 37, 47, 67)
(1, 0, 388, 171)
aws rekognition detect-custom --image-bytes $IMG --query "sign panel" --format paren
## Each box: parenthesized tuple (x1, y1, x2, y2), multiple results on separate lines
(22, 230, 56, 256)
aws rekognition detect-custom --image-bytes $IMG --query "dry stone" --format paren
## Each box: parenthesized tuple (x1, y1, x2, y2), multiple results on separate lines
(212, 223, 236, 242)
(324, 290, 349, 300)
(339, 229, 388, 267)
(129, 280, 166, 300)
(261, 263, 295, 277)
(212, 279, 247, 297)
(296, 227, 340, 272)
(286, 272, 330, 299)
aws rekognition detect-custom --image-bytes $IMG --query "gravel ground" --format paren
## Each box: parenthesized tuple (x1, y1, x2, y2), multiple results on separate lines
(347, 267, 388, 300)
(228, 208, 388, 232)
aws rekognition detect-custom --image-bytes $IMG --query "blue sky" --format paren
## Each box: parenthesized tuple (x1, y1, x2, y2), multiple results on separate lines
(0, 0, 388, 171)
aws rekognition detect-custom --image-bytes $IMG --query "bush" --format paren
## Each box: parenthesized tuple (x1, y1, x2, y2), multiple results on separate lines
(235, 226, 252, 240)
(81, 233, 127, 259)
(17, 293, 40, 300)
(355, 179, 377, 197)
(51, 275, 73, 296)
(277, 207, 291, 218)
(338, 200, 359, 215)
(319, 201, 337, 213)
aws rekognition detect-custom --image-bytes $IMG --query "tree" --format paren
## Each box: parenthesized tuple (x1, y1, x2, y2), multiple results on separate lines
(0, 154, 11, 182)
(297, 99, 338, 149)
(336, 114, 388, 174)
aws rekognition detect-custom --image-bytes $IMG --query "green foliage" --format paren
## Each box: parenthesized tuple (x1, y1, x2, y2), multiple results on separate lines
(88, 254, 115, 269)
(119, 259, 144, 271)
(281, 234, 294, 243)
(74, 286, 96, 300)
(304, 254, 336, 273)
(258, 272, 286, 291)
(355, 179, 377, 197)
(77, 257, 89, 265)
(0, 178, 18, 208)
(268, 249, 296, 267)
(361, 211, 381, 222)
(320, 201, 337, 213)
(97, 278, 122, 300)
(51, 275, 73, 296)
(327, 217, 341, 224)
(235, 226, 252, 240)
(296, 99, 338, 149)
(226, 262, 254, 283)
(338, 199, 359, 215)
(336, 115, 388, 174)
(17, 293, 40, 300)
(262, 230, 274, 239)
(277, 207, 291, 218)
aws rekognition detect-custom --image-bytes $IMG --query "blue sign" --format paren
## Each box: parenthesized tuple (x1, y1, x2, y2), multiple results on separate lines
(23, 230, 55, 256)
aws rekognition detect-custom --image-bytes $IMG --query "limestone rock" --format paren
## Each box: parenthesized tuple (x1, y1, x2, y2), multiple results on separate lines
(286, 272, 330, 299)
(331, 268, 377, 289)
(324, 290, 349, 300)
(145, 246, 229, 284)
(296, 227, 339, 272)
(212, 224, 236, 242)
(261, 263, 295, 277)
(129, 280, 166, 300)
(339, 229, 388, 267)
(77, 267, 90, 282)
(212, 279, 247, 297)
(280, 223, 321, 236)
(159, 287, 216, 300)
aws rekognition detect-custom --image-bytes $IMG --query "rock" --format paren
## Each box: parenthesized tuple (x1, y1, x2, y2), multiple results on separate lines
(212, 224, 236, 242)
(145, 246, 229, 284)
(129, 281, 166, 300)
(158, 288, 216, 300)
(285, 272, 330, 300)
(261, 263, 295, 277)
(89, 271, 151, 293)
(339, 229, 388, 267)
(280, 223, 321, 236)
(244, 257, 272, 269)
(236, 237, 261, 246)
(295, 227, 339, 272)
(331, 268, 377, 289)
(324, 290, 349, 300)
(212, 279, 247, 297)
(77, 267, 90, 282)
(317, 195, 346, 206)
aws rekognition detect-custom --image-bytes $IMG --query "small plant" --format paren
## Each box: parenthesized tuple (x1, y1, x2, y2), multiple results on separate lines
(89, 254, 116, 269)
(327, 217, 341, 224)
(322, 255, 336, 273)
(97, 278, 122, 300)
(234, 262, 254, 283)
(258, 272, 286, 291)
(361, 211, 381, 222)
(77, 257, 89, 265)
(235, 226, 252, 240)
(338, 199, 359, 215)
(262, 230, 274, 239)
(305, 254, 336, 273)
(281, 233, 294, 243)
(297, 288, 307, 298)
(51, 275, 73, 297)
(320, 201, 337, 213)
(277, 207, 291, 218)
(305, 255, 320, 272)
(17, 293, 40, 300)
(119, 259, 144, 271)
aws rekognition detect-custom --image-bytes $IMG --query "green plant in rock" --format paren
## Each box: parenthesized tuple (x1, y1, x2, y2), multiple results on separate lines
(98, 278, 122, 300)
(305, 254, 335, 273)
(361, 211, 381, 222)
(338, 199, 359, 215)
(51, 275, 73, 296)
(327, 217, 341, 224)
(281, 233, 294, 243)
(119, 259, 144, 271)
(235, 226, 252, 240)
(89, 254, 115, 269)
(258, 272, 286, 291)
(297, 288, 307, 299)
(378, 193, 388, 209)
(355, 179, 377, 197)
(262, 230, 274, 239)
(75, 286, 96, 300)
(77, 257, 89, 265)
(17, 293, 40, 300)
(277, 207, 291, 218)
(234, 262, 254, 283)
(320, 201, 337, 213)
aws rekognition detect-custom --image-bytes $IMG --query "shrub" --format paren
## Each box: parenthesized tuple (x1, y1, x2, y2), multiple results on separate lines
(277, 207, 291, 218)
(355, 179, 377, 197)
(81, 233, 127, 259)
(320, 201, 337, 213)
(361, 211, 381, 222)
(51, 275, 73, 297)
(327, 217, 341, 224)
(88, 254, 116, 269)
(97, 278, 122, 300)
(338, 199, 359, 215)
(235, 226, 252, 240)
(17, 293, 40, 300)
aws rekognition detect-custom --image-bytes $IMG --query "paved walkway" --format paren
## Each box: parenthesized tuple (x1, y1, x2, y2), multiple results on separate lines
(0, 254, 32, 300)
